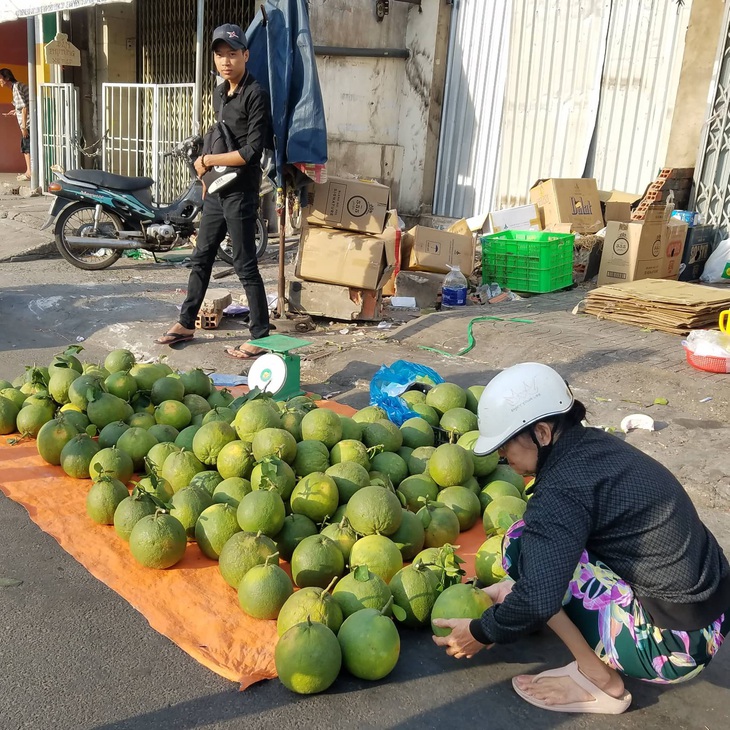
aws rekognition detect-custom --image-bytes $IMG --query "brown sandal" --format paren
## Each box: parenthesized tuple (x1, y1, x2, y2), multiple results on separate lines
(156, 331, 194, 346)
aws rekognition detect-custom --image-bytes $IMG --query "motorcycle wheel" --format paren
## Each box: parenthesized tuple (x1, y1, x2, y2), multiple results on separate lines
(217, 215, 268, 265)
(54, 203, 124, 270)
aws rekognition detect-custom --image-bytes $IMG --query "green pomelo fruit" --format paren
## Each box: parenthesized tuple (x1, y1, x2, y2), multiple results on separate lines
(97, 420, 130, 449)
(216, 439, 255, 480)
(155, 400, 192, 431)
(332, 567, 392, 618)
(174, 424, 200, 451)
(330, 503, 348, 524)
(239, 562, 293, 619)
(48, 368, 80, 405)
(388, 509, 426, 561)
(320, 516, 358, 562)
(182, 393, 212, 419)
(397, 474, 439, 512)
(89, 446, 134, 484)
(195, 503, 241, 559)
(479, 479, 522, 513)
(212, 477, 252, 507)
(129, 363, 167, 392)
(130, 392, 155, 415)
(369, 452, 408, 487)
(439, 408, 478, 438)
(368, 471, 395, 492)
(16, 403, 55, 437)
(484, 464, 525, 492)
(188, 469, 224, 496)
(285, 395, 317, 412)
(349, 535, 403, 584)
(428, 443, 474, 488)
(292, 439, 330, 477)
(126, 412, 156, 430)
(275, 620, 342, 695)
(116, 427, 158, 471)
(60, 408, 89, 433)
(413, 545, 463, 588)
(462, 476, 480, 495)
(352, 405, 387, 424)
(329, 439, 370, 471)
(146, 424, 179, 444)
(291, 534, 345, 589)
(161, 450, 205, 493)
(407, 445, 436, 476)
(290, 472, 339, 524)
(170, 486, 214, 538)
(150, 376, 185, 405)
(207, 388, 234, 409)
(0, 380, 13, 391)
(411, 403, 441, 427)
(274, 513, 319, 561)
(218, 530, 278, 588)
(277, 585, 343, 636)
(475, 535, 507, 586)
(251, 457, 296, 500)
(325, 461, 370, 504)
(418, 502, 461, 549)
(236, 489, 286, 537)
(425, 382, 467, 416)
(483, 496, 527, 536)
(103, 371, 137, 401)
(104, 348, 136, 374)
(233, 400, 282, 442)
(201, 406, 235, 425)
(431, 583, 493, 636)
(457, 430, 499, 477)
(113, 491, 156, 541)
(300, 408, 342, 449)
(252, 427, 298, 464)
(398, 446, 413, 462)
(86, 477, 129, 525)
(346, 486, 402, 537)
(280, 409, 304, 441)
(87, 393, 133, 430)
(436, 486, 481, 531)
(82, 364, 110, 380)
(362, 420, 403, 453)
(191, 420, 237, 467)
(465, 385, 485, 414)
(338, 606, 400, 680)
(36, 417, 77, 465)
(400, 417, 435, 449)
(134, 474, 174, 503)
(145, 441, 180, 475)
(129, 512, 187, 569)
(390, 562, 440, 628)
(0, 387, 27, 410)
(180, 368, 212, 397)
(400, 390, 426, 406)
(67, 374, 104, 411)
(339, 415, 362, 442)
(60, 434, 101, 479)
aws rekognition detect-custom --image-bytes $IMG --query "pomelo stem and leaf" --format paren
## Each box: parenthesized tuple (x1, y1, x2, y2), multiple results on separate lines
(264, 551, 280, 567)
(323, 576, 338, 595)
(353, 565, 370, 583)
(64, 345, 84, 356)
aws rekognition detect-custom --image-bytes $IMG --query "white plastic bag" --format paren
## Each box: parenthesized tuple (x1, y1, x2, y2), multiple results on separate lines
(683, 329, 730, 358)
(700, 238, 730, 283)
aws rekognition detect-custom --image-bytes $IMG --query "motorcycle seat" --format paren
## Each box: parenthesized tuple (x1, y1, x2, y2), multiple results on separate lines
(64, 169, 154, 191)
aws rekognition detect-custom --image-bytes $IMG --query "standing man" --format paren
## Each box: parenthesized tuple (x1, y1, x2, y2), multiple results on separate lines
(157, 24, 271, 359)
(0, 69, 31, 181)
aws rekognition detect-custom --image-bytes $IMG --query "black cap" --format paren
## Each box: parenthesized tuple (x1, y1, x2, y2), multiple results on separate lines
(211, 24, 247, 51)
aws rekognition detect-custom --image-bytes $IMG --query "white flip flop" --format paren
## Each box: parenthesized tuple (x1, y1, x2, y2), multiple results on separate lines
(512, 661, 632, 715)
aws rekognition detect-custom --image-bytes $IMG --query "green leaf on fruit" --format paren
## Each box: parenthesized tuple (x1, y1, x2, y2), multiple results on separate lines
(391, 604, 407, 622)
(353, 565, 370, 582)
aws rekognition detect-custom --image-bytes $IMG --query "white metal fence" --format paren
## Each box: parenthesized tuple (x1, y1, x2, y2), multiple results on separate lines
(102, 83, 195, 204)
(38, 83, 80, 192)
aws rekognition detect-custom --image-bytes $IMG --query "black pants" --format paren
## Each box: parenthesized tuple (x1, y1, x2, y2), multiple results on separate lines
(179, 189, 270, 340)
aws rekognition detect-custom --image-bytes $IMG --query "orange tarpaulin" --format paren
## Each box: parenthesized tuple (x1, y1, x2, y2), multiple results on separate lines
(0, 398, 484, 689)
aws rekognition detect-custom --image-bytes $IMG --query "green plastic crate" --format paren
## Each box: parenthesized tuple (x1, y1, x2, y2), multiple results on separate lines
(480, 230, 575, 293)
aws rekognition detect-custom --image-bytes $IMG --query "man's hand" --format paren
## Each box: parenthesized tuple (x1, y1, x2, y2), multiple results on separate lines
(431, 619, 490, 659)
(194, 155, 209, 178)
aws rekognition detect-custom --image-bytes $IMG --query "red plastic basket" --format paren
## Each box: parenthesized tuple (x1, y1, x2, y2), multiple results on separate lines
(683, 346, 730, 373)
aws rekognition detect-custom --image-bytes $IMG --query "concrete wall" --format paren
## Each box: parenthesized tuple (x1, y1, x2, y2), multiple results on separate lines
(310, 0, 451, 216)
(666, 0, 726, 168)
(96, 3, 136, 85)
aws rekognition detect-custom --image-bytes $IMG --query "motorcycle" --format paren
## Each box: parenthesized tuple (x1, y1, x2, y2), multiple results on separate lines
(41, 135, 269, 271)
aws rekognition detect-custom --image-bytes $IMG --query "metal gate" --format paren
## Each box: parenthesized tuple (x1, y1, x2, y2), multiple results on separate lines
(38, 83, 80, 192)
(102, 83, 195, 204)
(693, 2, 730, 239)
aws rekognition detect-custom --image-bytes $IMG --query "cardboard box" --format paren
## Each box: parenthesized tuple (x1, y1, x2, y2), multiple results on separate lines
(530, 178, 604, 234)
(305, 176, 391, 234)
(295, 217, 398, 290)
(401, 225, 475, 275)
(597, 205, 688, 285)
(599, 190, 640, 224)
(288, 280, 383, 321)
(678, 225, 715, 282)
(488, 204, 541, 233)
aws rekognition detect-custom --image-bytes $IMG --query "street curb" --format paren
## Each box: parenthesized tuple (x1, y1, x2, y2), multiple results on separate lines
(0, 240, 57, 263)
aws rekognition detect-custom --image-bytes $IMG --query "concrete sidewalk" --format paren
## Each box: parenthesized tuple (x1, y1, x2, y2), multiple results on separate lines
(0, 173, 55, 262)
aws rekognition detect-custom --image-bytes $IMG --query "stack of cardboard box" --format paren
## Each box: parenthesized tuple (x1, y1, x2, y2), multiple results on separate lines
(291, 176, 398, 321)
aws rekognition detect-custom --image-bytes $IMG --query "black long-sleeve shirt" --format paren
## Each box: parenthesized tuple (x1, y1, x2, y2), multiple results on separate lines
(470, 424, 730, 645)
(207, 72, 273, 194)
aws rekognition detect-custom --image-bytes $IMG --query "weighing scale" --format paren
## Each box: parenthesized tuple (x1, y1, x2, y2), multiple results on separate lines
(246, 334, 312, 400)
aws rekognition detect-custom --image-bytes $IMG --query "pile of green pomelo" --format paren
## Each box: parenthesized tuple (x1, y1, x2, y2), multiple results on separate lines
(0, 346, 530, 694)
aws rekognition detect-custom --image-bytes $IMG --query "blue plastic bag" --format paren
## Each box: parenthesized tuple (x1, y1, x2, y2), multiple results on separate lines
(370, 360, 443, 426)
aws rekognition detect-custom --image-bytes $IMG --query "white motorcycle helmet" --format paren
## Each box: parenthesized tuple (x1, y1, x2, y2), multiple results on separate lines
(474, 362, 574, 456)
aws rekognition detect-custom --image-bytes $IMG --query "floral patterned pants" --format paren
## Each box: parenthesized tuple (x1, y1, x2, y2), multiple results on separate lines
(503, 520, 729, 683)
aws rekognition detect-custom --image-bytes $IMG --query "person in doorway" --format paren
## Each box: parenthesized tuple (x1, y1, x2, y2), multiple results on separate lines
(432, 362, 729, 715)
(0, 68, 31, 181)
(156, 24, 271, 358)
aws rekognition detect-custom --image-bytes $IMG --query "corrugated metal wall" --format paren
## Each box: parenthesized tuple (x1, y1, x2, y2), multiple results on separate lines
(434, 0, 693, 219)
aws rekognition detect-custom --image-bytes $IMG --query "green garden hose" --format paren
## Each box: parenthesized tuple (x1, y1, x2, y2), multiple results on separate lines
(418, 316, 534, 357)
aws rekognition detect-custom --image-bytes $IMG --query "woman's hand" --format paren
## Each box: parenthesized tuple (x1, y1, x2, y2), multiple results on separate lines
(483, 578, 515, 605)
(431, 619, 491, 659)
